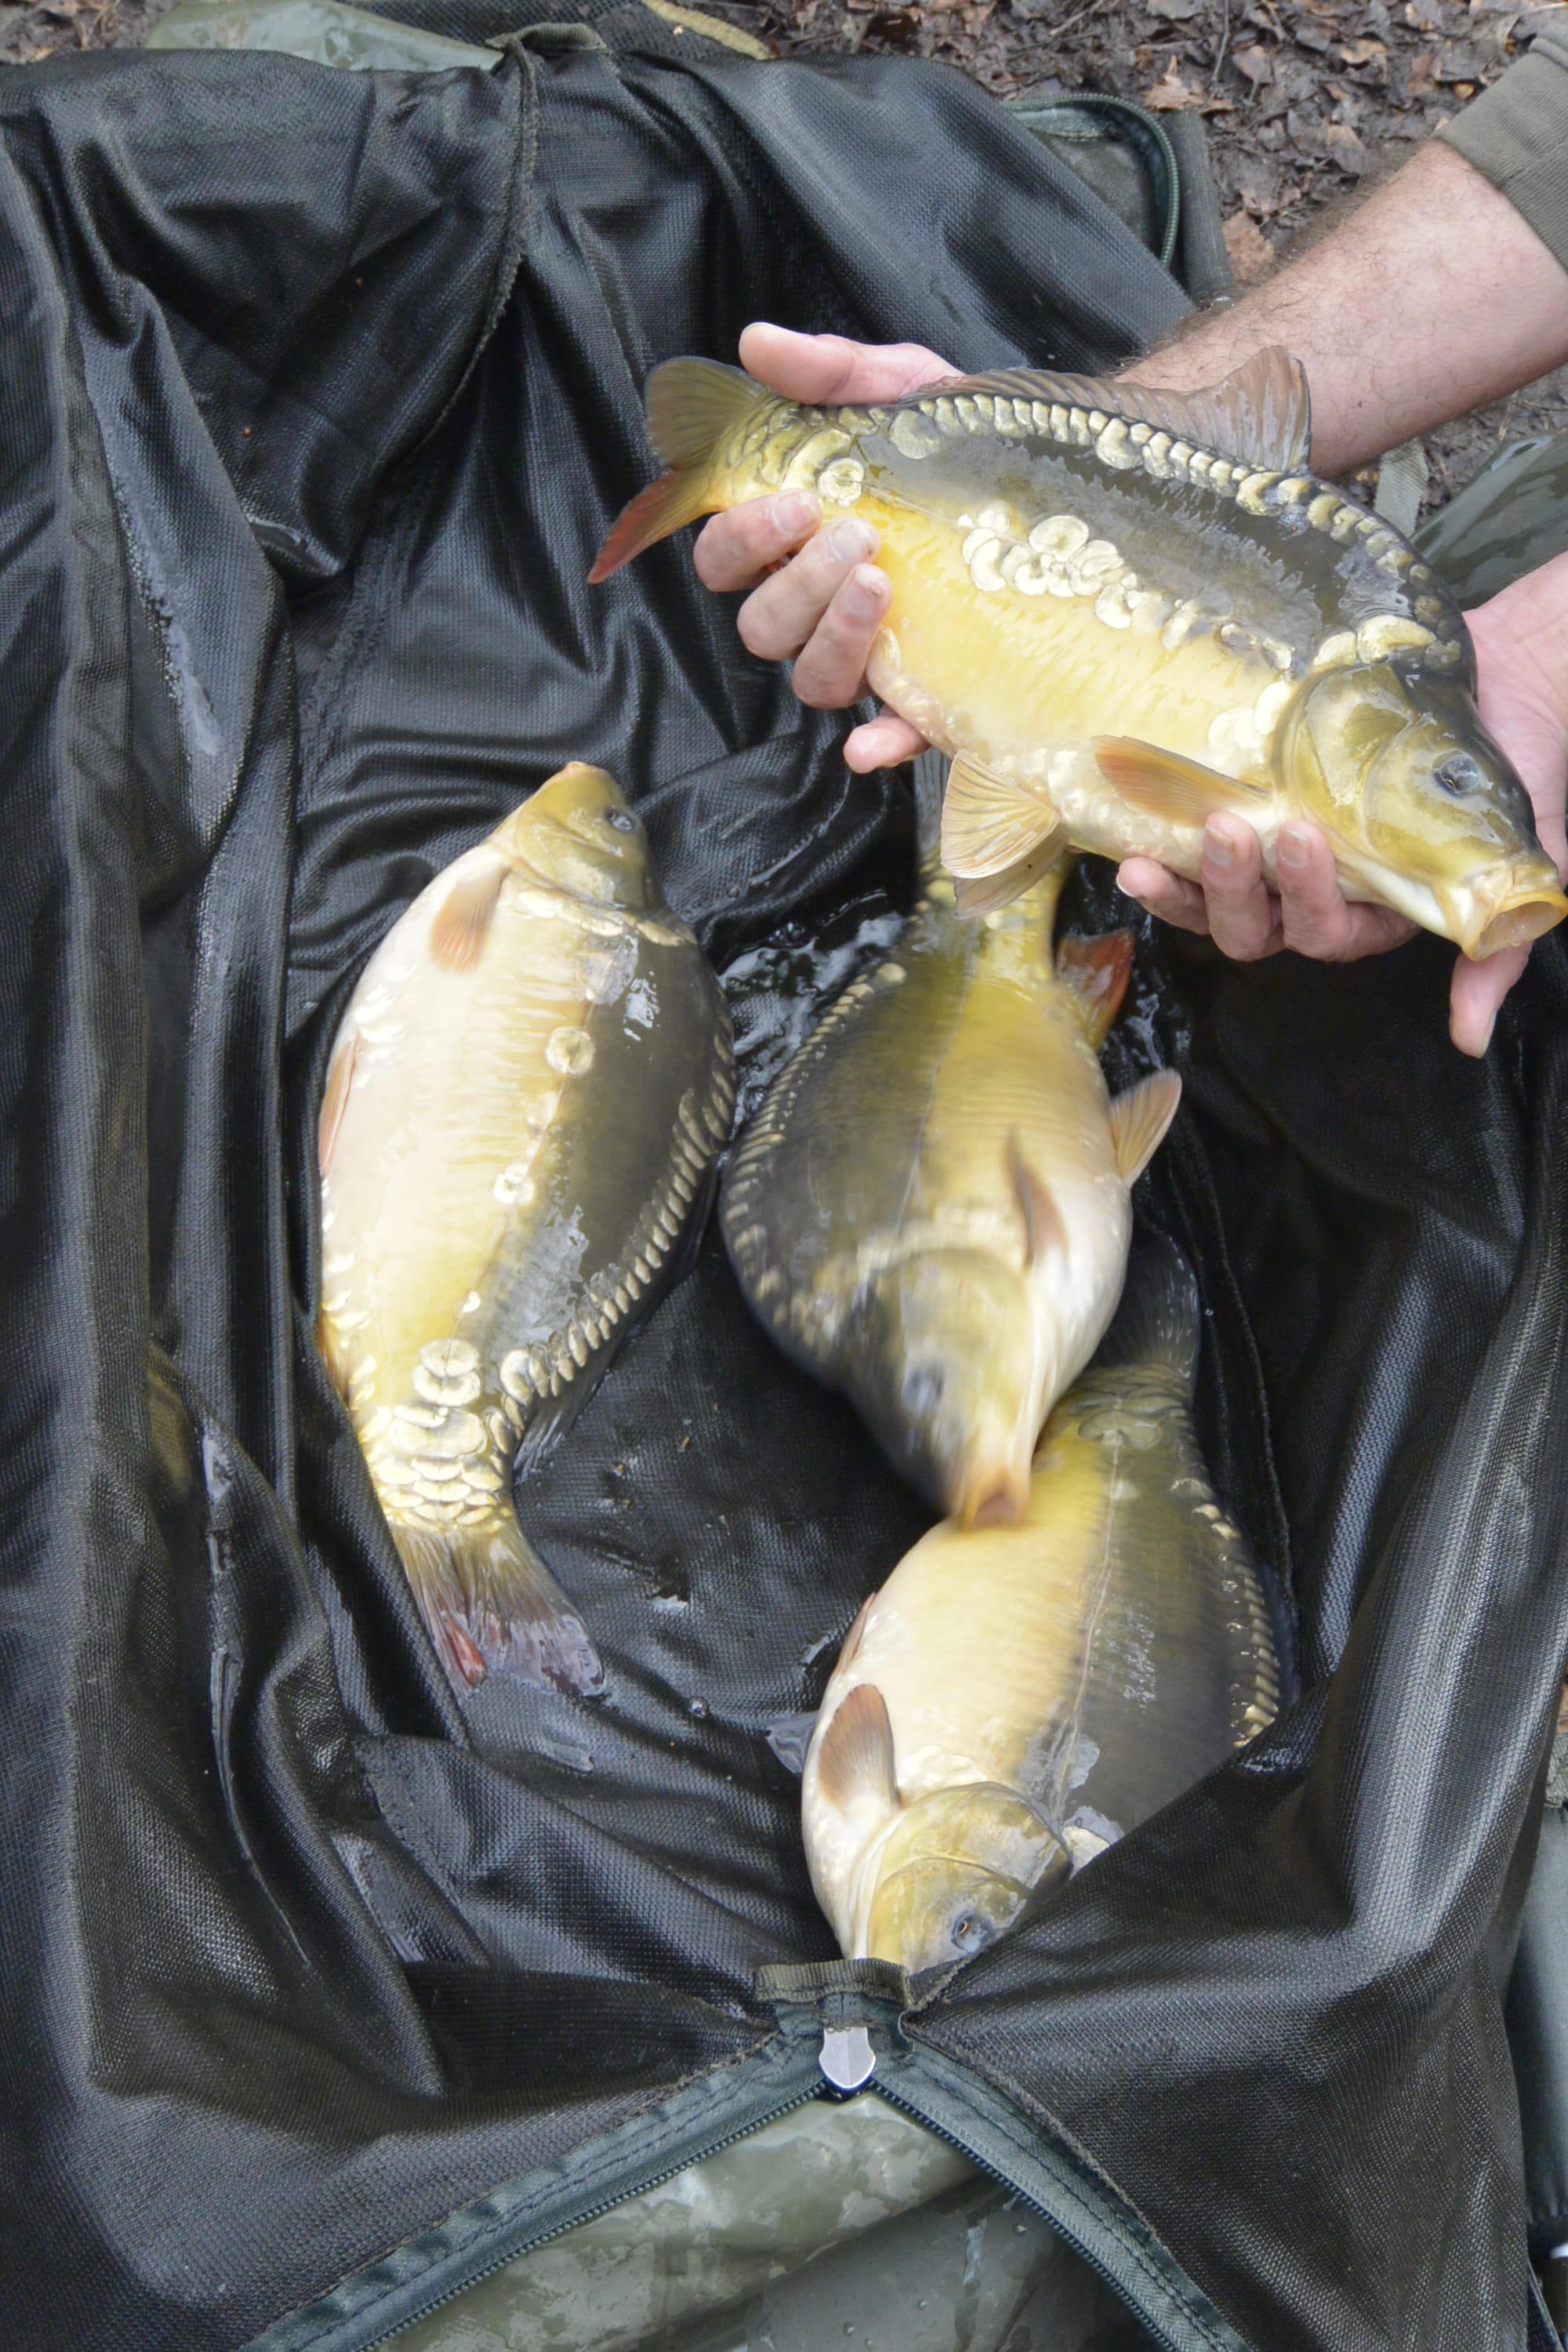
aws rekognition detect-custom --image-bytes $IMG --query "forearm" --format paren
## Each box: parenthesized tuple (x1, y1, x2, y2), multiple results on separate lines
(1123, 143, 1568, 478)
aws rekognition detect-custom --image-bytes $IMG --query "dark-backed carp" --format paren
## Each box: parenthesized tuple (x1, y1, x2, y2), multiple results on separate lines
(720, 804, 1180, 1527)
(593, 353, 1566, 962)
(318, 764, 734, 1698)
(802, 1240, 1280, 1974)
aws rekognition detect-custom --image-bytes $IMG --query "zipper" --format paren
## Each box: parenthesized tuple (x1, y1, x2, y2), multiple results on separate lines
(249, 1991, 1250, 2352)
(245, 2029, 826, 2352)
(863, 2028, 1252, 2352)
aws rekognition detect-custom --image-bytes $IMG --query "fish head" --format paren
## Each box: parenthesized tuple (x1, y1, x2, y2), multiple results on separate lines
(862, 1784, 1069, 1973)
(500, 764, 654, 909)
(844, 1251, 1039, 1526)
(1282, 662, 1568, 957)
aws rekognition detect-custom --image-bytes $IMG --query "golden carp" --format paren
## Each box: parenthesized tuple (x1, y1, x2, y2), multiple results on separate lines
(593, 354, 1566, 961)
(720, 789, 1181, 1528)
(801, 1239, 1280, 1974)
(318, 764, 735, 1698)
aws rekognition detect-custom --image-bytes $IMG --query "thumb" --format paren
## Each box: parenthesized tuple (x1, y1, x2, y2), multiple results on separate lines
(1449, 942, 1530, 1056)
(737, 321, 954, 405)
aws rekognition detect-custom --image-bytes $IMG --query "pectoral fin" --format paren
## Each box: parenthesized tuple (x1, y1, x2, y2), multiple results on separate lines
(1006, 1131, 1065, 1267)
(318, 1029, 359, 1177)
(815, 1682, 900, 1814)
(1109, 1070, 1183, 1185)
(1094, 737, 1266, 829)
(942, 753, 1065, 880)
(430, 854, 507, 973)
(1054, 929, 1134, 1048)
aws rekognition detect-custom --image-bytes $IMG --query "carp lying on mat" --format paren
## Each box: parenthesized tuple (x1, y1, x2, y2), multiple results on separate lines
(802, 1239, 1280, 1976)
(593, 350, 1566, 961)
(721, 795, 1179, 1529)
(318, 763, 734, 1698)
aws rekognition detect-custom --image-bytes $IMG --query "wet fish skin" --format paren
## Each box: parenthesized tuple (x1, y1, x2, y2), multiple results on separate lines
(722, 836, 1180, 1528)
(318, 763, 735, 1699)
(593, 355, 1565, 962)
(801, 1240, 1280, 1975)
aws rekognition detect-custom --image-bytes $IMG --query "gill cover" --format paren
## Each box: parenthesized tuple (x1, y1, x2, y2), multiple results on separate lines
(865, 1783, 1069, 1972)
(1279, 663, 1567, 952)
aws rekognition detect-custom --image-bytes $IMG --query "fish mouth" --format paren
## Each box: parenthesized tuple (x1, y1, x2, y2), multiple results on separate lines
(1446, 879, 1568, 960)
(955, 1460, 1031, 1529)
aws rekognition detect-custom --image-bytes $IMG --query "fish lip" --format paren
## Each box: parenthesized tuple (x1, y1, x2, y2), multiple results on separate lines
(1446, 882, 1568, 960)
(956, 1463, 1031, 1529)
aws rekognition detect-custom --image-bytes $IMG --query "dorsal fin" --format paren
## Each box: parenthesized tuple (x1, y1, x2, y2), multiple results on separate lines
(814, 1682, 899, 1814)
(938, 347, 1311, 474)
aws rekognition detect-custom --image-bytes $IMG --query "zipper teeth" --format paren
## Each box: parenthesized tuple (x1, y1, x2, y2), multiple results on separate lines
(350, 2078, 822, 2352)
(870, 2067, 1192, 2352)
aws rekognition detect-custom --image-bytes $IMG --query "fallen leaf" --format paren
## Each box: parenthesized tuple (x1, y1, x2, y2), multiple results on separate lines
(1148, 0, 1201, 16)
(1405, 45, 1436, 91)
(1338, 31, 1387, 56)
(1232, 152, 1283, 210)
(1323, 118, 1373, 169)
(1145, 54, 1203, 103)
(1224, 209, 1277, 281)
(1232, 37, 1274, 77)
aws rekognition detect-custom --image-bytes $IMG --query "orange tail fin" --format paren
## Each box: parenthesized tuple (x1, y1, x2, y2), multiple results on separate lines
(590, 355, 772, 581)
(589, 468, 717, 582)
(1055, 929, 1134, 1049)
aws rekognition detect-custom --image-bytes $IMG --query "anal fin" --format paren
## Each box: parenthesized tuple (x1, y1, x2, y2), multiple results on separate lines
(1109, 1070, 1183, 1185)
(1055, 929, 1134, 1049)
(1094, 736, 1267, 829)
(814, 1682, 899, 1814)
(942, 752, 1064, 880)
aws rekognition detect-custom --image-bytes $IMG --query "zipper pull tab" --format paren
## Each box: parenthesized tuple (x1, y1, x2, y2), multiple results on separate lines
(818, 2024, 876, 2097)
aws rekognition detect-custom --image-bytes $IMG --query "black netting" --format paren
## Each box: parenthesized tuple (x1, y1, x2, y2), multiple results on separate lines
(0, 25, 1558, 2352)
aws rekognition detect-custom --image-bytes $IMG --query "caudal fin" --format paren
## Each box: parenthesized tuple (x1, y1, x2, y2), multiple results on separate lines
(392, 1519, 604, 1700)
(590, 357, 771, 581)
(1055, 929, 1134, 1048)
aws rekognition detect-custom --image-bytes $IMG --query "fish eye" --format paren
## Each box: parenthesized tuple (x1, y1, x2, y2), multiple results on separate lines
(605, 808, 637, 834)
(949, 1910, 994, 1955)
(1434, 755, 1484, 798)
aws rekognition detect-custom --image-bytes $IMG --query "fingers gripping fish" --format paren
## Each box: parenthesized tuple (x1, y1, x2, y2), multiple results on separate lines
(593, 353, 1566, 963)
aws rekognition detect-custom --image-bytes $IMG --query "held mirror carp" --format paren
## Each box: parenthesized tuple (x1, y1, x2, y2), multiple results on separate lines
(593, 353, 1567, 961)
(318, 763, 735, 1698)
(802, 1239, 1280, 1976)
(721, 798, 1180, 1528)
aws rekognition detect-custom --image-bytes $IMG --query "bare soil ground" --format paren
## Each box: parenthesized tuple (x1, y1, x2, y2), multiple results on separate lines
(2, 0, 1562, 510)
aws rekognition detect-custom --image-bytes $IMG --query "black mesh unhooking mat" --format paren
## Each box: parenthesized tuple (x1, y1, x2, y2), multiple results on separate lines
(0, 19, 1564, 2352)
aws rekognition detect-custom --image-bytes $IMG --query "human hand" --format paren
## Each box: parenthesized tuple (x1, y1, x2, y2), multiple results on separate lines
(1118, 551, 1568, 1055)
(692, 321, 955, 771)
